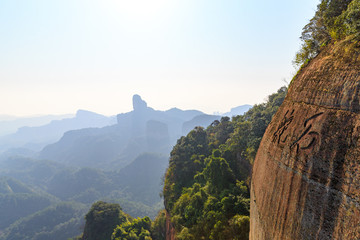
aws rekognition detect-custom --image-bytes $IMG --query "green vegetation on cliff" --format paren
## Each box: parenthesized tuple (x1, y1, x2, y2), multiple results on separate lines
(162, 87, 287, 239)
(295, 0, 360, 66)
(112, 216, 152, 240)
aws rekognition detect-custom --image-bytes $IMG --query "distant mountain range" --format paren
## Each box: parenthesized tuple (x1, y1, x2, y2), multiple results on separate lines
(39, 95, 251, 169)
(40, 95, 212, 169)
(0, 114, 74, 136)
(0, 110, 116, 153)
(1, 95, 251, 169)
(222, 104, 252, 117)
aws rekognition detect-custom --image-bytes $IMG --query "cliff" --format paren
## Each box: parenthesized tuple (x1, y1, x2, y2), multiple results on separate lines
(165, 210, 175, 240)
(250, 38, 360, 239)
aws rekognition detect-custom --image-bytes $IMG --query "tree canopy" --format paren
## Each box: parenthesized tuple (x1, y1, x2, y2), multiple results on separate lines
(82, 201, 129, 240)
(163, 87, 287, 239)
(294, 0, 360, 66)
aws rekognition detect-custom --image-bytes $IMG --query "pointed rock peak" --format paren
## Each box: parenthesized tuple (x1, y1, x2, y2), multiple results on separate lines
(133, 94, 148, 111)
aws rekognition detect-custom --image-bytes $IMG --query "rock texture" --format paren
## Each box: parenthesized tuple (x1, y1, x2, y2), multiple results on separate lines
(166, 210, 175, 240)
(250, 40, 360, 240)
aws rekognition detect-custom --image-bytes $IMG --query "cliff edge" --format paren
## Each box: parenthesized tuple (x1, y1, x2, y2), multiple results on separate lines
(250, 38, 360, 239)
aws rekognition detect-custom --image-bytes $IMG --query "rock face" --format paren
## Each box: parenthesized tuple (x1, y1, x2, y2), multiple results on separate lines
(166, 210, 175, 240)
(250, 40, 360, 239)
(133, 94, 148, 111)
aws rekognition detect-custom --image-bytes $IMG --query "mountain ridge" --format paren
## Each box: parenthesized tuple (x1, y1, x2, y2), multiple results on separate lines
(39, 95, 251, 170)
(0, 110, 115, 153)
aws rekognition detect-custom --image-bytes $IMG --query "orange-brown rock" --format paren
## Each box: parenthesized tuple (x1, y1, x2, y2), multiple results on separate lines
(166, 210, 176, 240)
(250, 39, 360, 240)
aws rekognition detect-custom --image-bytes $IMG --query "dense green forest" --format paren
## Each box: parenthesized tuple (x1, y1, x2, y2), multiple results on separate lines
(162, 87, 287, 240)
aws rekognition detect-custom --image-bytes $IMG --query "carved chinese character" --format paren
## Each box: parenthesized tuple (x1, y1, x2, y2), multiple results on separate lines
(290, 112, 324, 154)
(273, 109, 295, 145)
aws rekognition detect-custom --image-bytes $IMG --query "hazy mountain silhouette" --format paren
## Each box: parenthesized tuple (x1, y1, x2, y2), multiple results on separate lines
(40, 95, 204, 169)
(182, 104, 251, 135)
(0, 110, 116, 153)
(39, 95, 252, 170)
(0, 114, 73, 137)
(222, 104, 252, 117)
(115, 153, 168, 205)
(182, 114, 222, 135)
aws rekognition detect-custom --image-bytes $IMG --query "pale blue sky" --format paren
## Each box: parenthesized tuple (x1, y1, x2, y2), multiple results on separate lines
(0, 0, 319, 116)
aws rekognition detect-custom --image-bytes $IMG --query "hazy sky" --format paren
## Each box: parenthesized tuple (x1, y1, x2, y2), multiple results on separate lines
(0, 0, 319, 116)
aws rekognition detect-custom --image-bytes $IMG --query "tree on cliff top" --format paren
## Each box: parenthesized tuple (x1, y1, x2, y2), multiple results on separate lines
(81, 201, 129, 240)
(294, 0, 360, 66)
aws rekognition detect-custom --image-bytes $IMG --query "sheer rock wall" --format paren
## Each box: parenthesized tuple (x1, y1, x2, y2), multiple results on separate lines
(250, 41, 360, 240)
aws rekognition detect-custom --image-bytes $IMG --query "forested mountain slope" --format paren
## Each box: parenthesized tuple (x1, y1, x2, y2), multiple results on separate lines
(0, 153, 167, 240)
(162, 87, 287, 240)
